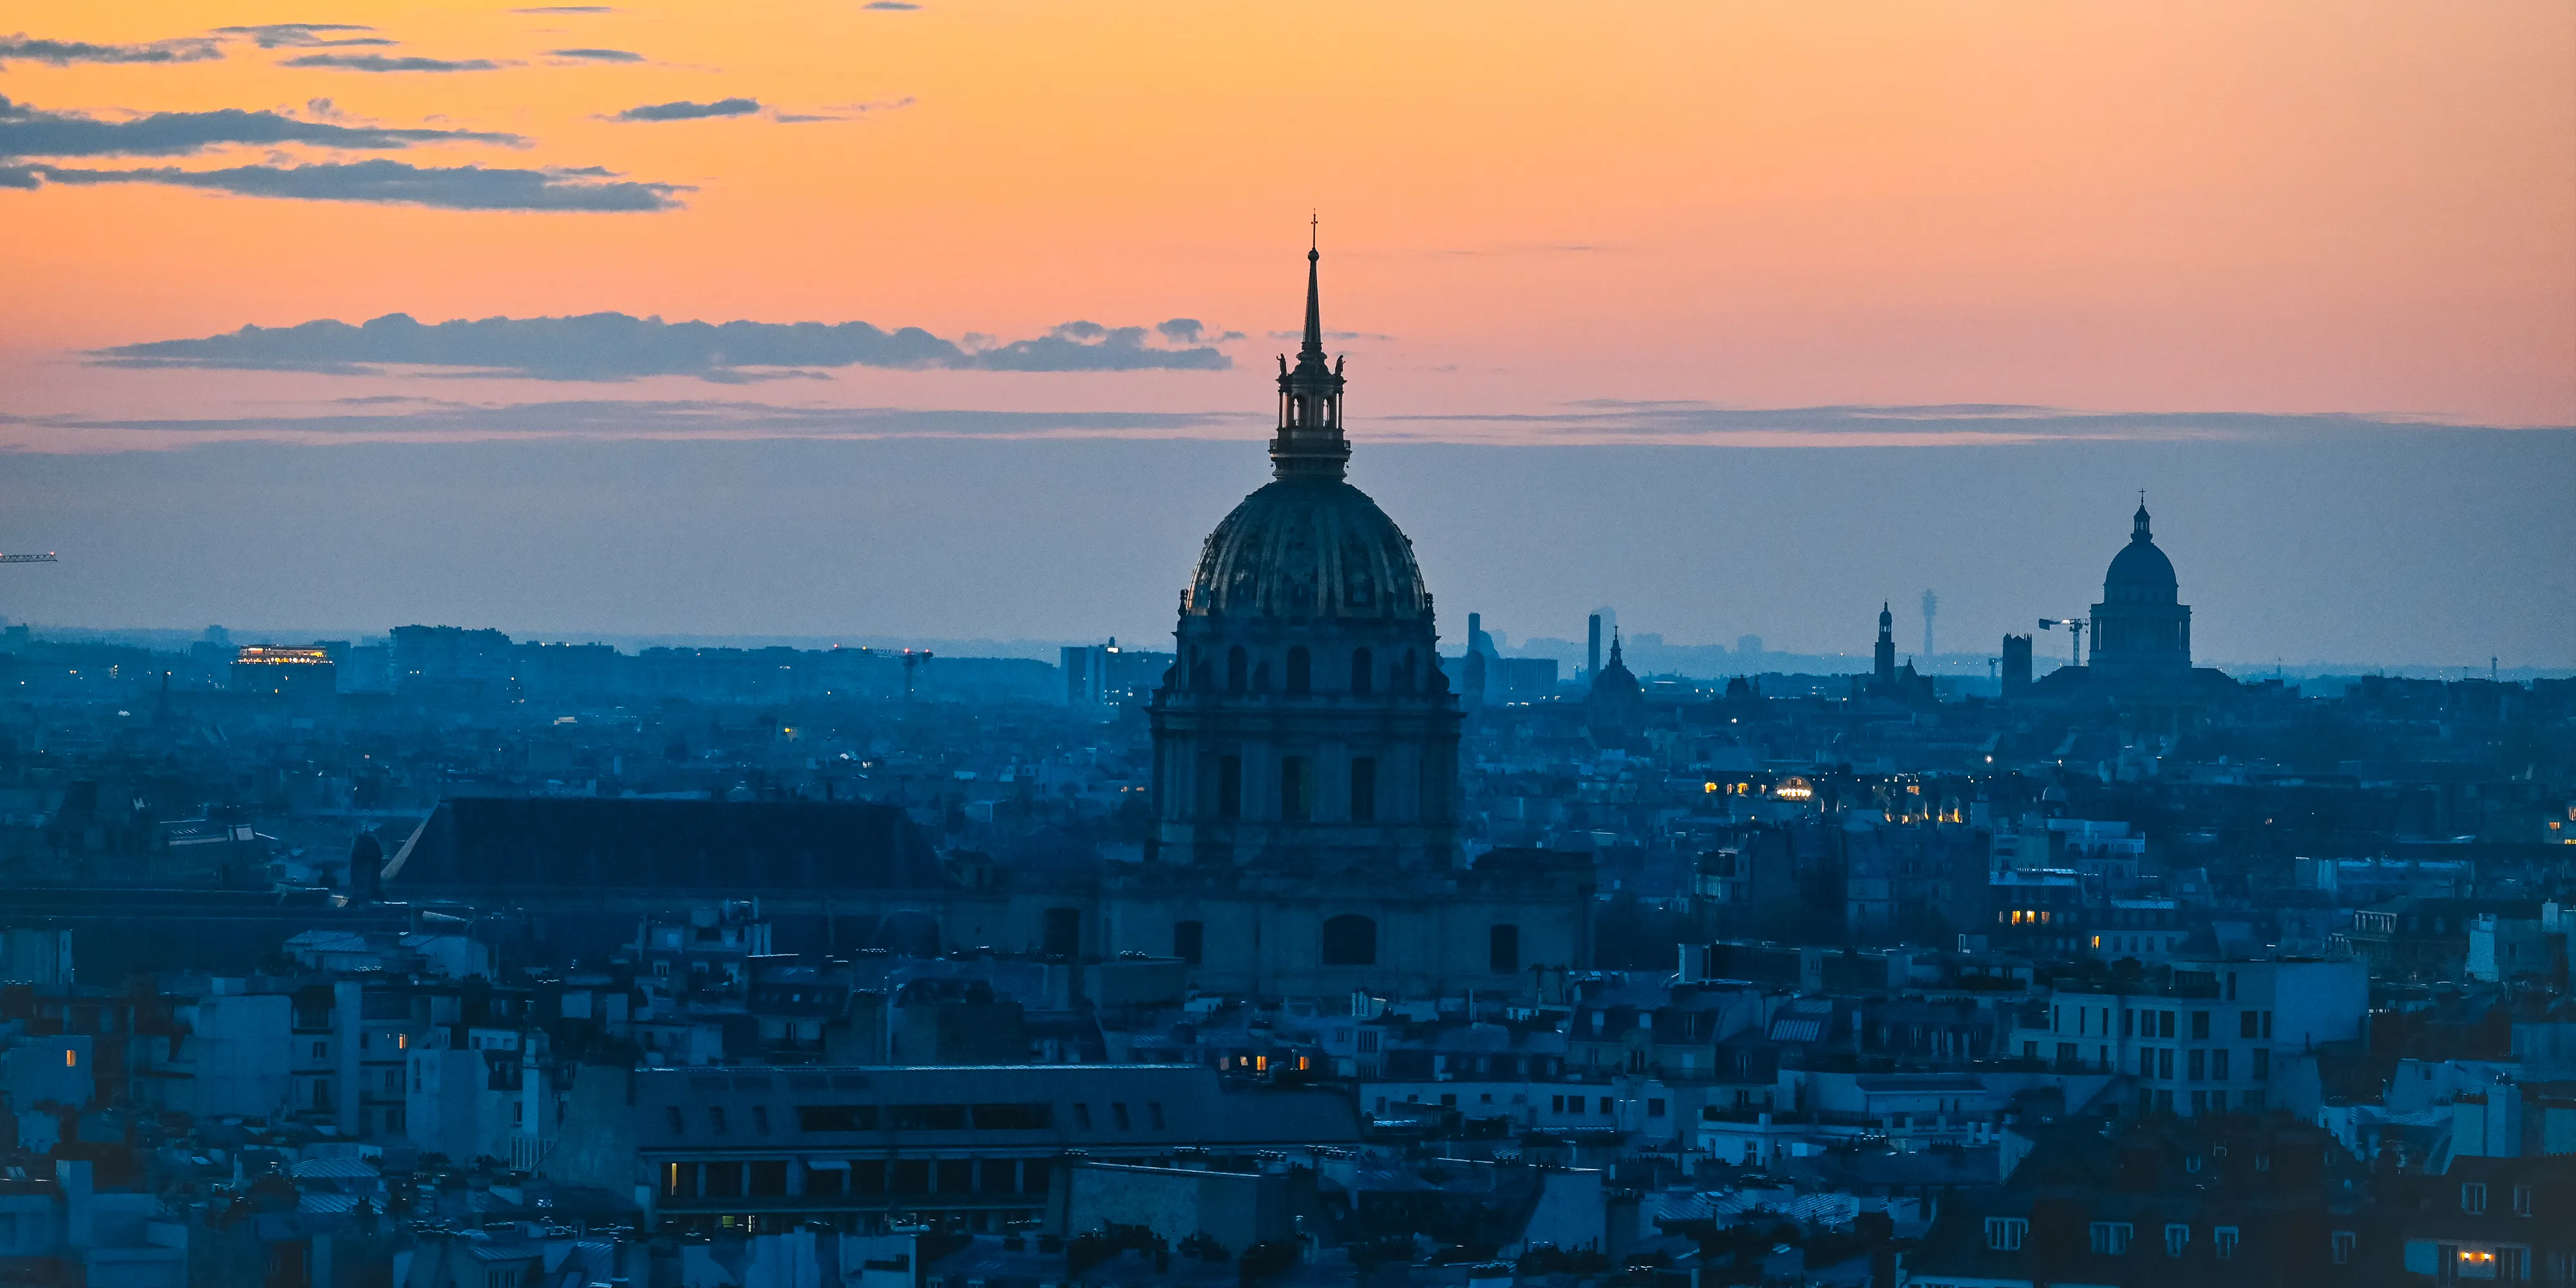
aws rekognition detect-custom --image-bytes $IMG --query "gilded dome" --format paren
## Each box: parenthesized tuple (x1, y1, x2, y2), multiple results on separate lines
(1187, 477, 1427, 620)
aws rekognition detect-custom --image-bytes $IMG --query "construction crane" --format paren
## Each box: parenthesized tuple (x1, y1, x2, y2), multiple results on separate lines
(2038, 617, 2086, 668)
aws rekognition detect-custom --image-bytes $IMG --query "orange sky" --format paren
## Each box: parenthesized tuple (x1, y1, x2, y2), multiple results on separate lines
(5, 0, 2572, 439)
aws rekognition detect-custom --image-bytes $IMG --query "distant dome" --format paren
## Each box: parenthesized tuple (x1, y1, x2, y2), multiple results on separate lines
(2103, 502, 2177, 601)
(1188, 478, 1427, 620)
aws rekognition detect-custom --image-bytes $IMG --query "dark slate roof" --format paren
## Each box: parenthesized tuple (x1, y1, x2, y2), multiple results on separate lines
(388, 797, 949, 894)
(625, 1064, 1363, 1154)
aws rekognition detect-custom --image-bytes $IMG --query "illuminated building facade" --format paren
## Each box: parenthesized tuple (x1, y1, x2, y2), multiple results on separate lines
(231, 646, 337, 696)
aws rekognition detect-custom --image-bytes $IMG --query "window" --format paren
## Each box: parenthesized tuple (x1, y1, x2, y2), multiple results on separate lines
(1217, 755, 1242, 819)
(2253, 1048, 2270, 1080)
(1227, 646, 1247, 694)
(2159, 1049, 2174, 1079)
(312, 1041, 328, 1058)
(2462, 1182, 2487, 1215)
(1984, 1218, 2028, 1251)
(2089, 1222, 2134, 1255)
(1148, 1102, 1166, 1130)
(1321, 914, 1377, 966)
(797, 1104, 878, 1132)
(1173, 920, 1204, 965)
(2188, 1049, 2206, 1081)
(2192, 1011, 2211, 1039)
(971, 1103, 1053, 1130)
(1349, 757, 1377, 822)
(1286, 647, 1311, 695)
(1489, 924, 1519, 972)
(1598, 1097, 1613, 1115)
(2331, 1231, 2355, 1264)
(1280, 757, 1309, 820)
(2214, 1227, 2239, 1260)
(2212, 1048, 2230, 1081)
(1648, 1099, 1666, 1117)
(2164, 1224, 2190, 1257)
(1111, 1103, 1132, 1130)
(667, 1106, 686, 1135)
(2513, 1184, 2532, 1217)
(487, 1271, 520, 1288)
(708, 1106, 727, 1133)
(2161, 1011, 2177, 1039)
(750, 1106, 768, 1133)
(2241, 1010, 2260, 1038)
(1072, 1103, 1092, 1129)
(1350, 647, 1373, 695)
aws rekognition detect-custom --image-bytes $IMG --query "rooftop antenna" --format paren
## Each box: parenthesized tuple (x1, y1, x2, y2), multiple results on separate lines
(1311, 209, 1318, 252)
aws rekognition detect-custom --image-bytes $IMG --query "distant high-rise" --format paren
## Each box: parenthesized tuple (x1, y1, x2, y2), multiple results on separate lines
(1587, 614, 1602, 681)
(1920, 589, 1938, 661)
(2002, 633, 2033, 694)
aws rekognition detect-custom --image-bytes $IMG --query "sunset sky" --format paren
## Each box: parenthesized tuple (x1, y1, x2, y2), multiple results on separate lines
(3, 2, 2571, 662)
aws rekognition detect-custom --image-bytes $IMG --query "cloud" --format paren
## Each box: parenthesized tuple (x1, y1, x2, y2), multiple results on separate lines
(513, 6, 616, 12)
(866, 2, 922, 9)
(549, 47, 643, 61)
(282, 53, 503, 72)
(768, 96, 912, 122)
(0, 32, 223, 64)
(1155, 318, 1245, 344)
(23, 160, 685, 211)
(95, 311, 1235, 380)
(609, 97, 760, 122)
(772, 97, 914, 123)
(11, 398, 1243, 449)
(0, 94, 523, 159)
(209, 23, 392, 49)
(1266, 328, 1393, 342)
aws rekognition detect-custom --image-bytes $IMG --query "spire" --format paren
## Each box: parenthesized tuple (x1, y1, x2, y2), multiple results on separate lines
(1270, 234, 1350, 480)
(1609, 627, 1624, 667)
(2133, 493, 2152, 542)
(1301, 246, 1324, 359)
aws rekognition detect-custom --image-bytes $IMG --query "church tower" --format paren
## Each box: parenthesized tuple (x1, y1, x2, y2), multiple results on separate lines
(1148, 246, 1461, 873)
(1873, 601, 1897, 686)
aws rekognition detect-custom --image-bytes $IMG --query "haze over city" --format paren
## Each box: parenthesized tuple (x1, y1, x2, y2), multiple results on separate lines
(3, 1, 2570, 669)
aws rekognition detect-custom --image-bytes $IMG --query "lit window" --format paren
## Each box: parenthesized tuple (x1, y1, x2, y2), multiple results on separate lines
(64, 1050, 77, 1068)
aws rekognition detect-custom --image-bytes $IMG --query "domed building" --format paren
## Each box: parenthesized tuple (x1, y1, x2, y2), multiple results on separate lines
(1149, 246, 1461, 873)
(2087, 498, 2192, 682)
(1106, 246, 1591, 998)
